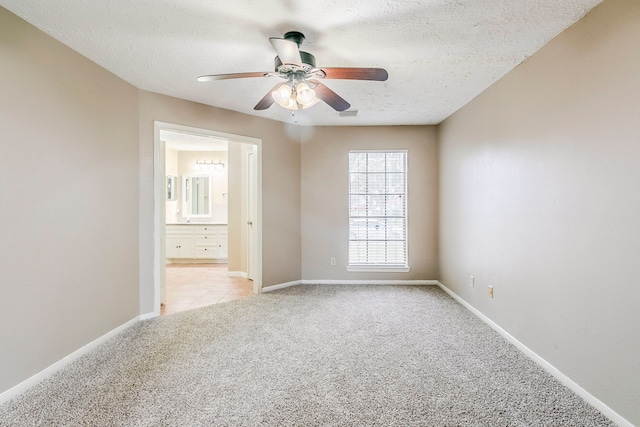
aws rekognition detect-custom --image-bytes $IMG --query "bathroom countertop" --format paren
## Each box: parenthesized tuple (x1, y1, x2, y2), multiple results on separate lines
(166, 222, 227, 226)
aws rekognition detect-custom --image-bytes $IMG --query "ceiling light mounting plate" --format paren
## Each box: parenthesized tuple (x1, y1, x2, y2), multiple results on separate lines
(283, 31, 305, 47)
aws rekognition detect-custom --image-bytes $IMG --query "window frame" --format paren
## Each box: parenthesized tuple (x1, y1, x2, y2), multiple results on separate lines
(347, 149, 410, 273)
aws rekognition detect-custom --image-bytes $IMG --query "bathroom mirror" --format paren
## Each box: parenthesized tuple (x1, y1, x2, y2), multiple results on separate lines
(182, 175, 211, 217)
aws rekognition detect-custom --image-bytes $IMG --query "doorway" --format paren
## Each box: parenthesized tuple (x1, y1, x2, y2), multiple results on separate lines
(162, 264, 253, 315)
(153, 122, 262, 316)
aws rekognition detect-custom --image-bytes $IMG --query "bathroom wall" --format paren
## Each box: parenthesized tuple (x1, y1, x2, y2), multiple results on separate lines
(174, 150, 228, 224)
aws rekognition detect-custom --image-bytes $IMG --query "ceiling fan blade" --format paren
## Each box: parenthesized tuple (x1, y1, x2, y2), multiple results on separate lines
(197, 72, 270, 82)
(309, 80, 351, 112)
(269, 37, 302, 67)
(253, 83, 283, 110)
(320, 67, 388, 81)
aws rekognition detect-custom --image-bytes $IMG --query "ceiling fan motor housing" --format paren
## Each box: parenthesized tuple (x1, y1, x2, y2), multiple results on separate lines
(274, 51, 316, 74)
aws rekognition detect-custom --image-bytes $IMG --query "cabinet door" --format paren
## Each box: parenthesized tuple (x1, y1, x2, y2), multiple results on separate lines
(166, 235, 195, 259)
(166, 236, 181, 258)
(179, 236, 195, 258)
(217, 235, 228, 259)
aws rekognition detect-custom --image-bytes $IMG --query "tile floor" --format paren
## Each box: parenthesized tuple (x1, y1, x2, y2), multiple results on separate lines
(161, 263, 253, 315)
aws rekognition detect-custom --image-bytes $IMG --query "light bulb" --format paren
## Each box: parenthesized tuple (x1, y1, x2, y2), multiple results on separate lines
(272, 84, 293, 108)
(296, 82, 316, 105)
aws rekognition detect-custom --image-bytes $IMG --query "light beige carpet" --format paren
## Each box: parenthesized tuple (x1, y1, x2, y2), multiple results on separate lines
(0, 285, 614, 426)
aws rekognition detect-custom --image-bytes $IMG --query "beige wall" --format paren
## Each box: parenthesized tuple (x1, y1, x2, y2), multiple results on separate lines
(3, 1, 636, 423)
(438, 0, 640, 423)
(0, 7, 140, 393)
(138, 92, 302, 313)
(301, 126, 439, 280)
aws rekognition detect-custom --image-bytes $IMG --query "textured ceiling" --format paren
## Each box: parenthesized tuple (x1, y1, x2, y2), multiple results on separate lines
(1, 0, 602, 126)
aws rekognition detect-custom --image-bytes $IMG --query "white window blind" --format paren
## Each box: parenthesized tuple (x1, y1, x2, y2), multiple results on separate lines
(348, 151, 407, 267)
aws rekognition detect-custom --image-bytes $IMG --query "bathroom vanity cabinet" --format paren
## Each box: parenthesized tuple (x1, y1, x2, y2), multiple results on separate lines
(166, 224, 228, 261)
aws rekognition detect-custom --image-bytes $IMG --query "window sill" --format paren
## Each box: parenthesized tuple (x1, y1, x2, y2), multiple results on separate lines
(347, 265, 411, 273)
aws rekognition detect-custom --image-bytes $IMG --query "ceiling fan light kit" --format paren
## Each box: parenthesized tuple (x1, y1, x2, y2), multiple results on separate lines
(271, 80, 320, 110)
(197, 31, 388, 114)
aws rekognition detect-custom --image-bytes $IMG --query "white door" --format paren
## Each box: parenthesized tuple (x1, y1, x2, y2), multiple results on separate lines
(159, 141, 167, 305)
(246, 149, 256, 281)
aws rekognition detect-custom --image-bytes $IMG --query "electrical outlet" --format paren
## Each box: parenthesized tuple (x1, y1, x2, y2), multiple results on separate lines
(488, 285, 494, 299)
(470, 275, 474, 287)
(330, 257, 336, 266)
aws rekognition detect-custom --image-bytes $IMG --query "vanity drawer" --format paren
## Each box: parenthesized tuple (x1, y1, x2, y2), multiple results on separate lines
(195, 235, 217, 246)
(166, 225, 194, 235)
(195, 246, 218, 259)
(193, 225, 217, 234)
(193, 225, 227, 234)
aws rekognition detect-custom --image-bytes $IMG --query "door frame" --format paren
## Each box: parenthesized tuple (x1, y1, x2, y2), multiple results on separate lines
(152, 121, 263, 315)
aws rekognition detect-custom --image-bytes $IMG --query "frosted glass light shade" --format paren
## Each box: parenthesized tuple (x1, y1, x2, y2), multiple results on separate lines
(295, 82, 316, 105)
(272, 83, 300, 110)
(272, 84, 293, 107)
(284, 95, 299, 110)
(301, 98, 320, 109)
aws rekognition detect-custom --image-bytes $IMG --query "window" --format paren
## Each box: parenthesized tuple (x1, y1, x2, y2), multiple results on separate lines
(348, 150, 408, 270)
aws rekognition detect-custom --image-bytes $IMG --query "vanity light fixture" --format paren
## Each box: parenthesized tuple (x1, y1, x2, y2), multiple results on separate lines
(195, 160, 225, 171)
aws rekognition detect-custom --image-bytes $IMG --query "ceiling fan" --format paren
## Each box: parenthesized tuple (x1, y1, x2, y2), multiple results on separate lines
(197, 31, 388, 112)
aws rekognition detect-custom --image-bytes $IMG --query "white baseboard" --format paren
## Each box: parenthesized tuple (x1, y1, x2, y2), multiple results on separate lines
(302, 279, 438, 286)
(261, 279, 438, 293)
(139, 312, 158, 321)
(227, 271, 248, 278)
(436, 281, 633, 427)
(261, 280, 302, 293)
(167, 259, 227, 264)
(0, 315, 141, 406)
